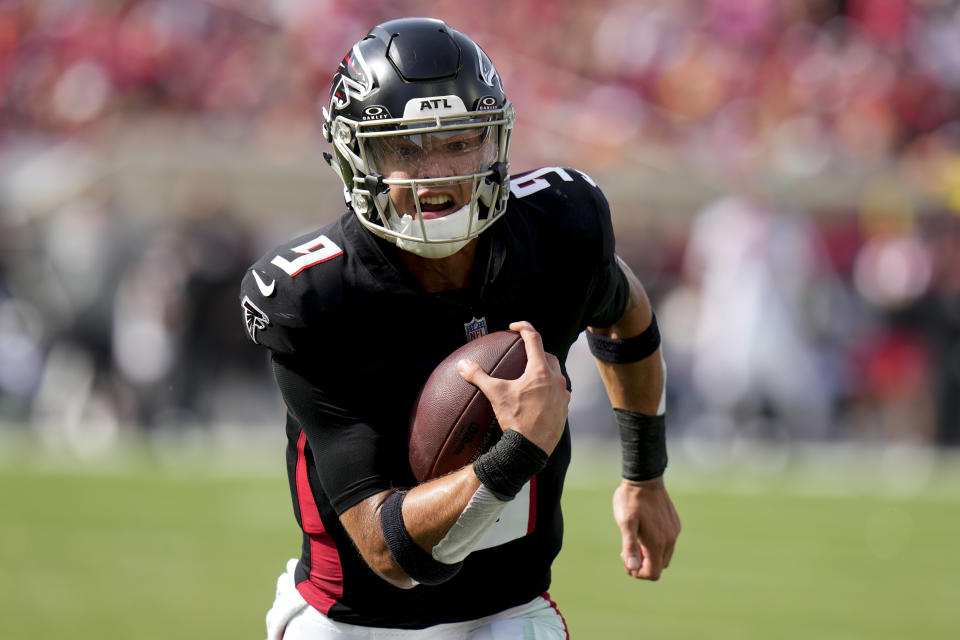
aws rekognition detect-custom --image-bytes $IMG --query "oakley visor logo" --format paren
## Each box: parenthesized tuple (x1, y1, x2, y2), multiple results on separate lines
(362, 105, 390, 120)
(476, 96, 499, 111)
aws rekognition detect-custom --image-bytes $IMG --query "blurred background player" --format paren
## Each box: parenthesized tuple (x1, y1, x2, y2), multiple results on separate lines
(239, 17, 679, 639)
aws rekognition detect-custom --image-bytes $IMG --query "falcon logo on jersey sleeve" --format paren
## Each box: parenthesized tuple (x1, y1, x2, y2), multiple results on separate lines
(242, 296, 270, 344)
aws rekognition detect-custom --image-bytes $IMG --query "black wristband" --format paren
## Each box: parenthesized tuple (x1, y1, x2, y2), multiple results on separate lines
(380, 491, 463, 585)
(587, 313, 661, 363)
(615, 409, 667, 481)
(473, 430, 549, 501)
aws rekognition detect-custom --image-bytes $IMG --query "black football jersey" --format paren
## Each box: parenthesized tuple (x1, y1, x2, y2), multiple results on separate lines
(240, 166, 629, 628)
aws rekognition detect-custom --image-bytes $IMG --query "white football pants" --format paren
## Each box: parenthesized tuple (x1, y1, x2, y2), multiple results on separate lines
(266, 558, 568, 640)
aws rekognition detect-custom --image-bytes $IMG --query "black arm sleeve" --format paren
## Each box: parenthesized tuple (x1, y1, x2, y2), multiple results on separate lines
(272, 354, 404, 514)
(585, 256, 630, 328)
(581, 183, 630, 328)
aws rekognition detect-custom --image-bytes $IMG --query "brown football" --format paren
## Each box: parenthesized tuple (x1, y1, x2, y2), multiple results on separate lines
(408, 331, 527, 483)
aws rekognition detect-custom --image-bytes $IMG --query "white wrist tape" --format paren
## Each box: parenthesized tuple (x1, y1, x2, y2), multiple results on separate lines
(432, 484, 509, 564)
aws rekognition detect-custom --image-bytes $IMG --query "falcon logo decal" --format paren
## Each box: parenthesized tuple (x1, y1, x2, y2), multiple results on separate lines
(242, 296, 270, 344)
(329, 46, 375, 111)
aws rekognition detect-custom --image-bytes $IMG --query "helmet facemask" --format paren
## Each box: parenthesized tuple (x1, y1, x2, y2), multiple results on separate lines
(328, 104, 514, 259)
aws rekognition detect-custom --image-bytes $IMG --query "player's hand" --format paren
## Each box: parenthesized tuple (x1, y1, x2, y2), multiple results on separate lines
(613, 475, 680, 580)
(457, 321, 570, 455)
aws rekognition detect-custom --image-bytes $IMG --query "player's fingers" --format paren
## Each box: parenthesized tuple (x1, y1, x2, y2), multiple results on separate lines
(637, 540, 664, 581)
(508, 321, 549, 368)
(543, 351, 563, 376)
(619, 528, 642, 578)
(457, 358, 496, 392)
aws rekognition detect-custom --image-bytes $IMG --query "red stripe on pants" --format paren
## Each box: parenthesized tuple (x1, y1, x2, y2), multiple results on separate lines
(541, 592, 570, 639)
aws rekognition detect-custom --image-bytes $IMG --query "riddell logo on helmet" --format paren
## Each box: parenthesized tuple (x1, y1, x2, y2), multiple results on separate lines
(403, 95, 467, 118)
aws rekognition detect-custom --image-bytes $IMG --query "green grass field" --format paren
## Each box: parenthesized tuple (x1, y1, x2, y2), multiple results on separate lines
(2, 438, 958, 639)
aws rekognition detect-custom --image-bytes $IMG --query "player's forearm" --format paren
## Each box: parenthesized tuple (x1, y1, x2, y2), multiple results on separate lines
(589, 263, 669, 484)
(345, 466, 483, 588)
(401, 466, 483, 549)
(341, 491, 414, 588)
(354, 437, 547, 587)
(592, 348, 664, 415)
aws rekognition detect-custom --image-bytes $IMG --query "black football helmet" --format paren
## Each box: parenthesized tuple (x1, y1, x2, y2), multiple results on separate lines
(322, 17, 514, 258)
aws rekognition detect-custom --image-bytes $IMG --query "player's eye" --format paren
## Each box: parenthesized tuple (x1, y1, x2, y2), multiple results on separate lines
(393, 143, 420, 159)
(445, 133, 484, 154)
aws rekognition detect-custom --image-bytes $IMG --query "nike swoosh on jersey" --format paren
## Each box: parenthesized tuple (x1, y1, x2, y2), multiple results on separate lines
(252, 270, 276, 297)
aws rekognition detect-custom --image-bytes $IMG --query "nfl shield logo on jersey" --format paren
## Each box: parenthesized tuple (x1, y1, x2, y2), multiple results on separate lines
(464, 316, 488, 342)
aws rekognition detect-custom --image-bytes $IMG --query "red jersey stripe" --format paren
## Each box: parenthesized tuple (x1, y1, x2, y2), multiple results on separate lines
(294, 430, 344, 614)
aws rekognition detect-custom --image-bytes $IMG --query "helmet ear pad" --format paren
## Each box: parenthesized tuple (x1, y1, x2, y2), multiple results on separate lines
(329, 151, 355, 199)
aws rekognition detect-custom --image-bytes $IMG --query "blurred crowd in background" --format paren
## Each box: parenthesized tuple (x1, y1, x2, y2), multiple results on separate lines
(1, 0, 959, 453)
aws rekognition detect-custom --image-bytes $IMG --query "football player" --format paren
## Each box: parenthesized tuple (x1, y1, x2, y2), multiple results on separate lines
(241, 17, 680, 639)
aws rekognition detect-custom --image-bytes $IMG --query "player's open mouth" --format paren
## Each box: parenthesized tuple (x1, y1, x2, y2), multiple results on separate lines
(416, 193, 458, 219)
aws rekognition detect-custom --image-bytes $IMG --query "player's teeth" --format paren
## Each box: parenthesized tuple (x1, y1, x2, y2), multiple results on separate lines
(420, 195, 450, 205)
